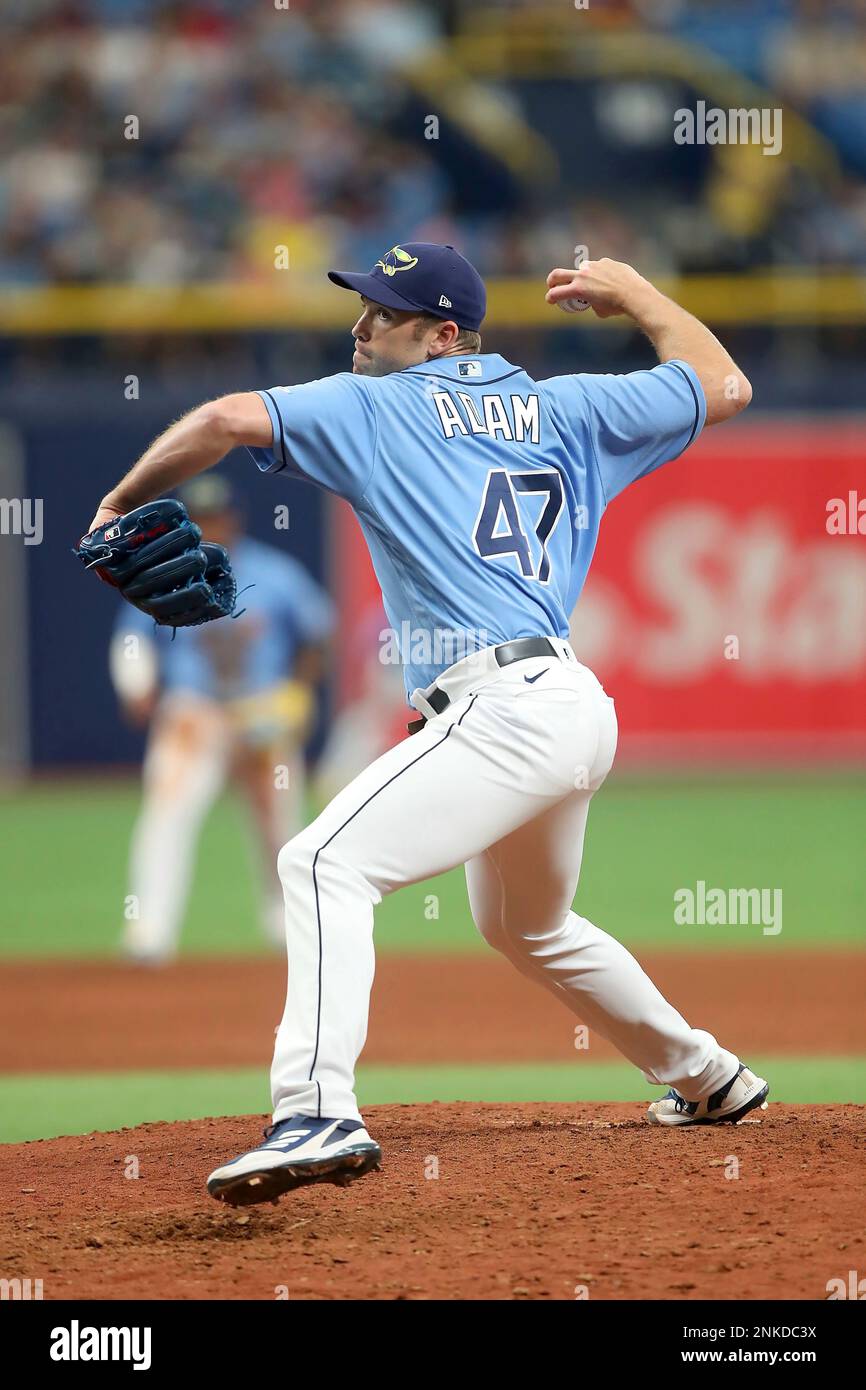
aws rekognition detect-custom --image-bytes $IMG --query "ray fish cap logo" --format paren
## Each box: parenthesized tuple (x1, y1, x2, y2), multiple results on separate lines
(375, 245, 419, 276)
(327, 242, 487, 331)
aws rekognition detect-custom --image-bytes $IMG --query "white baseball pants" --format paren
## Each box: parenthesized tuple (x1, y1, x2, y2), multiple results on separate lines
(271, 641, 738, 1122)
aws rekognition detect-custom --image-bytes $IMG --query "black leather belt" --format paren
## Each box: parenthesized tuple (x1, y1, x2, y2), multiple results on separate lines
(407, 636, 558, 735)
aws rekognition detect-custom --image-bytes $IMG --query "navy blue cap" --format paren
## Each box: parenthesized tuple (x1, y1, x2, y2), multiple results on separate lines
(328, 242, 486, 331)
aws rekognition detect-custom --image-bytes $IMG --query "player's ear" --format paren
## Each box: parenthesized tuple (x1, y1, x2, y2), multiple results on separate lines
(427, 318, 461, 359)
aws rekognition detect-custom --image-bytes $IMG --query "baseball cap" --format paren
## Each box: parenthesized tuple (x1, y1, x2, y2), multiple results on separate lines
(328, 242, 486, 332)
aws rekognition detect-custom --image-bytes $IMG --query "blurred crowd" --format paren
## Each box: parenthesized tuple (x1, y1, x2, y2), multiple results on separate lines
(0, 0, 452, 285)
(0, 0, 865, 289)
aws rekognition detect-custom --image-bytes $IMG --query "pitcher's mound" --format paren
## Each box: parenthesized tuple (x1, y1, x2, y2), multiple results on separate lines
(2, 1103, 863, 1300)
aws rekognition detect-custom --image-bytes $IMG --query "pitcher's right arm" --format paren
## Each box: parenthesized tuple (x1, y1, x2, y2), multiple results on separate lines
(546, 259, 752, 425)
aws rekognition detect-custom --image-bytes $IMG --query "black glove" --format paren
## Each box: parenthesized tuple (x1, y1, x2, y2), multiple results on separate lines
(75, 498, 238, 628)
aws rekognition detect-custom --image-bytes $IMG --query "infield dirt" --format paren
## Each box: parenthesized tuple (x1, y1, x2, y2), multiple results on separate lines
(2, 950, 864, 1071)
(2, 1103, 864, 1300)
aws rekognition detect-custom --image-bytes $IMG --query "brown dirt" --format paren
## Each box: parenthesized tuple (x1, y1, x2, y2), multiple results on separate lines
(2, 951, 864, 1073)
(1, 1104, 863, 1300)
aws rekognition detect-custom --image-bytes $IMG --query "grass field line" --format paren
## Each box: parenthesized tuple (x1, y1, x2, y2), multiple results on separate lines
(1, 1057, 863, 1144)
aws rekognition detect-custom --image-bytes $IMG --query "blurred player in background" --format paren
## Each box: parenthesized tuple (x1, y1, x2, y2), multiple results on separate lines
(110, 475, 334, 962)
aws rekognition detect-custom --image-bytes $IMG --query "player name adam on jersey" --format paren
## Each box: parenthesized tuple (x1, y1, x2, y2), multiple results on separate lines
(431, 390, 541, 444)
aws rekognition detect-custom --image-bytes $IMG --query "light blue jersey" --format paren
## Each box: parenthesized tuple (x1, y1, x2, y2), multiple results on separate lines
(248, 354, 706, 697)
(115, 536, 334, 701)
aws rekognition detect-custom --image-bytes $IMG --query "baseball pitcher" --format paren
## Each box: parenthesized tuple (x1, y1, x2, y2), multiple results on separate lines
(81, 243, 768, 1206)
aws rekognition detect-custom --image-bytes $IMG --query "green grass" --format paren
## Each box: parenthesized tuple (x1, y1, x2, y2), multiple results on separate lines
(1, 774, 864, 957)
(1, 1058, 863, 1144)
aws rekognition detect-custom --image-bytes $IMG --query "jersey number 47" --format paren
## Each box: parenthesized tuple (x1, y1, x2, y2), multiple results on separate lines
(472, 468, 564, 584)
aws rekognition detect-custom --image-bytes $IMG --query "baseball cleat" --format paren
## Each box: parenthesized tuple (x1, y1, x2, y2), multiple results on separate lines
(206, 1114, 382, 1206)
(646, 1063, 769, 1127)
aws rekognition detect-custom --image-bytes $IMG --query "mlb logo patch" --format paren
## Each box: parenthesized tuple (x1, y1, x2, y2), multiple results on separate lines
(458, 361, 482, 377)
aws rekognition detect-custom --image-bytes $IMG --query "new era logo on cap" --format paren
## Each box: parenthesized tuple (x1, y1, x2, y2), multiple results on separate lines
(438, 294, 452, 308)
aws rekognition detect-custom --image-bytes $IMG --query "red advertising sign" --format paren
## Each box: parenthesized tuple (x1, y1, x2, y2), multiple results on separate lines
(575, 421, 866, 759)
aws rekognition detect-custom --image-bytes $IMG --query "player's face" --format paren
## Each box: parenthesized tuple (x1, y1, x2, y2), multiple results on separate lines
(351, 297, 442, 376)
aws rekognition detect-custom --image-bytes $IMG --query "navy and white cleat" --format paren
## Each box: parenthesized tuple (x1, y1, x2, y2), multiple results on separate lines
(207, 1114, 382, 1206)
(646, 1063, 769, 1127)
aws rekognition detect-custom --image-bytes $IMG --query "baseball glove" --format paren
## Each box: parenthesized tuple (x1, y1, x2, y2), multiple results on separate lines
(75, 498, 238, 628)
